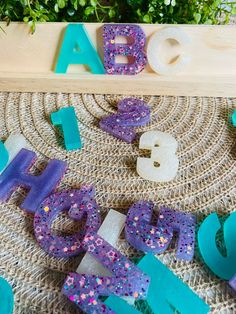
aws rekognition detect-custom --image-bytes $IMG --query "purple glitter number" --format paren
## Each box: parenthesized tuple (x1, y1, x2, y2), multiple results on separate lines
(63, 233, 150, 314)
(103, 24, 147, 75)
(99, 98, 150, 143)
(0, 148, 67, 214)
(125, 202, 196, 261)
(34, 186, 101, 258)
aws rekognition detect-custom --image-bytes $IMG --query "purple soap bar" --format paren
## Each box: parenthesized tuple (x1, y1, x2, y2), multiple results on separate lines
(229, 274, 236, 291)
(100, 98, 150, 143)
(103, 24, 147, 75)
(125, 202, 196, 261)
(34, 186, 101, 258)
(63, 232, 150, 314)
(0, 148, 67, 214)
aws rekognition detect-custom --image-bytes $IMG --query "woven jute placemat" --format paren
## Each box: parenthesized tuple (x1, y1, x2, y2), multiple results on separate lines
(0, 92, 235, 313)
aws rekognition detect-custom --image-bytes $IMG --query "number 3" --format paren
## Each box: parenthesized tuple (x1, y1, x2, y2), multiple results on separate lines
(137, 131, 179, 182)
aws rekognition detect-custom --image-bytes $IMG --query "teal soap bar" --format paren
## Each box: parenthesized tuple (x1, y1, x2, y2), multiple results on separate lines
(105, 254, 210, 314)
(0, 277, 14, 314)
(198, 212, 236, 280)
(55, 23, 105, 74)
(51, 107, 82, 151)
(232, 110, 236, 127)
(0, 141, 9, 172)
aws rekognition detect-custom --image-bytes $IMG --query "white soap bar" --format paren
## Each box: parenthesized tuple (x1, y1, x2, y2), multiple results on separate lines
(147, 27, 191, 75)
(77, 209, 126, 276)
(137, 131, 179, 182)
(0, 133, 28, 174)
(77, 209, 134, 305)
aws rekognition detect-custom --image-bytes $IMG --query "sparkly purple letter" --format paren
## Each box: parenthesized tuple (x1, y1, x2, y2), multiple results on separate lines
(103, 24, 147, 75)
(0, 148, 67, 214)
(125, 202, 196, 261)
(34, 186, 101, 258)
(63, 233, 150, 314)
(99, 98, 150, 143)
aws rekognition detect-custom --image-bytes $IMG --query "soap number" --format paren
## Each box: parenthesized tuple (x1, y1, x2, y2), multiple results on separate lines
(137, 131, 179, 182)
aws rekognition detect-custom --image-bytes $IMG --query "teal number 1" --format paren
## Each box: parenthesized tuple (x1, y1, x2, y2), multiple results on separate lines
(51, 107, 82, 151)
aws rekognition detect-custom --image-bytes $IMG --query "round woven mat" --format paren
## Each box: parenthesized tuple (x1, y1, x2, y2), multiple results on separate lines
(0, 92, 235, 314)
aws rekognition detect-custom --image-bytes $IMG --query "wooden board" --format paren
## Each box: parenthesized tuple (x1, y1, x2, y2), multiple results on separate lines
(0, 22, 235, 96)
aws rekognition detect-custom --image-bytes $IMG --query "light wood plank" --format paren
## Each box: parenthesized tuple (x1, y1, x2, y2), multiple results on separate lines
(0, 22, 235, 96)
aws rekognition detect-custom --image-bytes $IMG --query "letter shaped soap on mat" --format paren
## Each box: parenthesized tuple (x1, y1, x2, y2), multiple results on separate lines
(51, 107, 82, 151)
(137, 130, 179, 182)
(0, 148, 67, 214)
(55, 24, 105, 74)
(0, 277, 14, 314)
(62, 233, 150, 314)
(125, 201, 196, 261)
(0, 141, 9, 173)
(103, 24, 147, 75)
(198, 212, 236, 280)
(34, 186, 101, 258)
(99, 98, 150, 143)
(0, 134, 28, 175)
(232, 110, 236, 127)
(106, 254, 210, 314)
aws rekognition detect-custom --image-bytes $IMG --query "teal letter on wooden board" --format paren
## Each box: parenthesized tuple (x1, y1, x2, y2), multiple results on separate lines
(55, 24, 105, 74)
(198, 212, 236, 280)
(105, 254, 210, 314)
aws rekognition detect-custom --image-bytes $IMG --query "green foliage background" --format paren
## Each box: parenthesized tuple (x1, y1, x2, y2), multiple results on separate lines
(0, 0, 235, 32)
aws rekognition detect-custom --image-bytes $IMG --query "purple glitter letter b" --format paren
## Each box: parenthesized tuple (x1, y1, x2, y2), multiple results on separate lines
(0, 148, 67, 214)
(103, 24, 147, 75)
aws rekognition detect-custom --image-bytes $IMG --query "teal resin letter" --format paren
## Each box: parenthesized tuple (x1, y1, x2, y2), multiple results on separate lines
(198, 212, 236, 280)
(0, 141, 9, 172)
(105, 254, 209, 314)
(51, 107, 82, 151)
(0, 277, 14, 314)
(55, 24, 105, 74)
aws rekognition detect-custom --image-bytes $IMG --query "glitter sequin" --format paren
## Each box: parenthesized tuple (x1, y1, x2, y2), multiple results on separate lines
(99, 98, 150, 143)
(103, 24, 147, 75)
(125, 202, 196, 261)
(34, 186, 101, 258)
(63, 232, 150, 314)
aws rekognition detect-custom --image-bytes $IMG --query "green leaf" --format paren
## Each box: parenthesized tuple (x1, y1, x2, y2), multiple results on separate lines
(54, 3, 59, 13)
(58, 0, 65, 9)
(193, 12, 201, 23)
(108, 9, 116, 18)
(85, 6, 94, 16)
(79, 0, 86, 6)
(232, 7, 236, 15)
(90, 0, 97, 7)
(164, 0, 171, 5)
(143, 14, 151, 23)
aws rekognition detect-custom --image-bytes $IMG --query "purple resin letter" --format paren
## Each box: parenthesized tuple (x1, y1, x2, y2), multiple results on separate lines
(63, 233, 150, 314)
(100, 98, 150, 143)
(103, 24, 147, 75)
(229, 274, 236, 291)
(34, 186, 101, 258)
(125, 202, 196, 261)
(0, 148, 67, 214)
